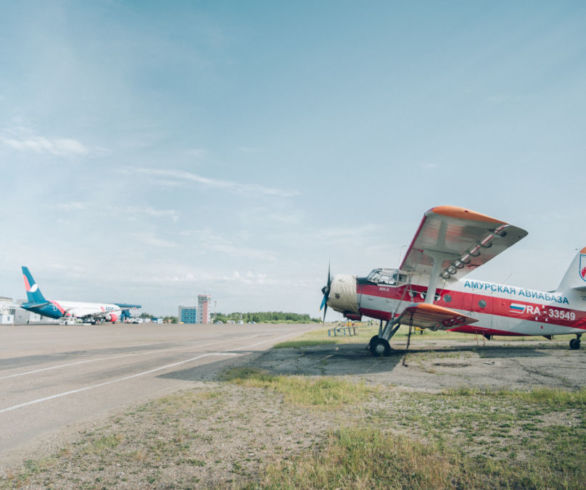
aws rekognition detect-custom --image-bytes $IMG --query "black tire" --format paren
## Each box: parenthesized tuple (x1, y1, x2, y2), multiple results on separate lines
(369, 335, 379, 349)
(370, 337, 391, 357)
(570, 338, 581, 350)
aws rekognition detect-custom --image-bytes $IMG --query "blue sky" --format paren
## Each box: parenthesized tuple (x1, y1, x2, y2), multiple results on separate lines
(0, 1, 584, 316)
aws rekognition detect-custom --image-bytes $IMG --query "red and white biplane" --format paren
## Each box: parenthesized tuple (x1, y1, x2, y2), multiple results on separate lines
(321, 206, 586, 355)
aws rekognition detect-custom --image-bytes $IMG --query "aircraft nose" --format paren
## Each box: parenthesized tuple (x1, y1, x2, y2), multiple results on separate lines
(328, 274, 359, 314)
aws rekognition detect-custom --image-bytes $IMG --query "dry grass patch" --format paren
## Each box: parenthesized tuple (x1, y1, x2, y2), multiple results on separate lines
(221, 367, 377, 409)
(259, 426, 564, 489)
(445, 386, 586, 408)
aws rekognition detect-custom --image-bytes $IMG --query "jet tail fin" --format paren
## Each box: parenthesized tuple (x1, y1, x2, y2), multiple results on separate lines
(557, 248, 586, 292)
(21, 266, 47, 304)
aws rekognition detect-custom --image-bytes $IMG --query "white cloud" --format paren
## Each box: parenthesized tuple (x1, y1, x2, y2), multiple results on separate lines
(126, 266, 302, 289)
(1, 135, 89, 157)
(316, 224, 383, 242)
(125, 206, 179, 222)
(54, 202, 179, 222)
(181, 228, 277, 261)
(133, 168, 299, 198)
(237, 206, 303, 226)
(55, 201, 89, 211)
(186, 148, 207, 158)
(133, 232, 177, 248)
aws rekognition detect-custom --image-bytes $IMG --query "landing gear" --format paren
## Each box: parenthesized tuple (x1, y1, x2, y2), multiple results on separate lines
(370, 337, 391, 356)
(570, 335, 581, 350)
(368, 319, 401, 356)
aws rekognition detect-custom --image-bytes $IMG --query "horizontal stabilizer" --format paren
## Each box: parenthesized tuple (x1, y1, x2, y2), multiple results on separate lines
(398, 303, 477, 330)
(22, 302, 50, 309)
(114, 303, 142, 309)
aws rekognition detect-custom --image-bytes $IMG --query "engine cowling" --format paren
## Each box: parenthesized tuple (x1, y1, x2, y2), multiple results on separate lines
(107, 313, 118, 323)
(327, 274, 359, 314)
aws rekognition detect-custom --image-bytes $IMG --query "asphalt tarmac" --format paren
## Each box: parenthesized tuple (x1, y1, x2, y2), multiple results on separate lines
(0, 323, 315, 467)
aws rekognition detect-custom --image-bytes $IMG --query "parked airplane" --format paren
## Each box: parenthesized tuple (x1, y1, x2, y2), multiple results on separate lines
(20, 266, 141, 324)
(321, 206, 585, 355)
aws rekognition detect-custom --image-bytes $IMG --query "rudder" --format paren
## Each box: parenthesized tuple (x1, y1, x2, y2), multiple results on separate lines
(21, 266, 47, 304)
(557, 248, 586, 292)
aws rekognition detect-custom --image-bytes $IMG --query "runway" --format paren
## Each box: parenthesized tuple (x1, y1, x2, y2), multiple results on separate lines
(0, 323, 315, 465)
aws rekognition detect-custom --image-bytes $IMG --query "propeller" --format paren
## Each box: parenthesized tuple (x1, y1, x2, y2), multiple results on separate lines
(320, 263, 332, 323)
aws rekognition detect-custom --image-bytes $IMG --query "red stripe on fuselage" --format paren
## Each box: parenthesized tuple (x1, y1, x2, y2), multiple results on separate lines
(356, 283, 586, 330)
(448, 325, 524, 336)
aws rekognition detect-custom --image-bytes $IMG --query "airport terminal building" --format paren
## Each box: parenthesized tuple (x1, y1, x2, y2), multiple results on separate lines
(178, 306, 197, 324)
(0, 297, 48, 324)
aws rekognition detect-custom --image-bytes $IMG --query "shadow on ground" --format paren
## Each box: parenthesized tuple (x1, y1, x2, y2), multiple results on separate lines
(161, 342, 550, 378)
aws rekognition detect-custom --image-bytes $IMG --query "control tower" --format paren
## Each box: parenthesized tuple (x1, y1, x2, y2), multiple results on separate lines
(197, 295, 211, 324)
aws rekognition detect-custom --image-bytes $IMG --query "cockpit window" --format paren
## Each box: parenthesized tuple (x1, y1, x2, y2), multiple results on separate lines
(367, 268, 407, 285)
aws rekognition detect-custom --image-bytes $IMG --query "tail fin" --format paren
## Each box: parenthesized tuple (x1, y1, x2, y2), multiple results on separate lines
(557, 248, 586, 292)
(21, 266, 47, 304)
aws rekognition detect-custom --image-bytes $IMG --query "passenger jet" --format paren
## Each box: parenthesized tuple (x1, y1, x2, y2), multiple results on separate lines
(320, 206, 586, 355)
(20, 266, 141, 324)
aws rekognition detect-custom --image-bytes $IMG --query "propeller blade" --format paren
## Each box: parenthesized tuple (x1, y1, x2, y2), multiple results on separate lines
(320, 294, 327, 311)
(320, 262, 332, 323)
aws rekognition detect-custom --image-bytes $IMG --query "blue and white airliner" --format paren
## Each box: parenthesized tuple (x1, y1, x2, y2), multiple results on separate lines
(20, 266, 141, 324)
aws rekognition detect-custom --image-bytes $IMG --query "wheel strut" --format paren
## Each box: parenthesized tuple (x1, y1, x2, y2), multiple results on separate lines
(369, 318, 400, 356)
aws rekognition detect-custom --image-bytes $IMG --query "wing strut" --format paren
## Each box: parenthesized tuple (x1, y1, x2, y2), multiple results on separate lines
(402, 316, 414, 367)
(422, 217, 456, 304)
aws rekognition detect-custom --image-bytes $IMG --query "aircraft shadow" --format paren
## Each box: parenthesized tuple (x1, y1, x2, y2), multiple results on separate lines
(394, 344, 551, 359)
(159, 341, 552, 381)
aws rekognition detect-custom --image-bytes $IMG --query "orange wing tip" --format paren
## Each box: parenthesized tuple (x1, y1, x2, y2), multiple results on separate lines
(580, 246, 586, 254)
(429, 205, 506, 225)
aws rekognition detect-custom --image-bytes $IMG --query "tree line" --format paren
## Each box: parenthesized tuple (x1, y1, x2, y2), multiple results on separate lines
(213, 312, 320, 323)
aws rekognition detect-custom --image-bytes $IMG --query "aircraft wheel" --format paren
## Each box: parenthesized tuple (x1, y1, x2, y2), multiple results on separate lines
(570, 338, 581, 350)
(368, 335, 379, 349)
(370, 337, 391, 357)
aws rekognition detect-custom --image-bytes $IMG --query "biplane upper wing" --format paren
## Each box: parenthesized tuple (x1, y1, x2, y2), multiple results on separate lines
(399, 206, 528, 284)
(398, 303, 478, 330)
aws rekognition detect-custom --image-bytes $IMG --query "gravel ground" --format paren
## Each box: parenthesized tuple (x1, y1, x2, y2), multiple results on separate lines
(256, 338, 586, 391)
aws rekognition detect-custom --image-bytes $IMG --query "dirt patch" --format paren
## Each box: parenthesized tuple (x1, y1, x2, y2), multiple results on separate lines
(250, 339, 586, 391)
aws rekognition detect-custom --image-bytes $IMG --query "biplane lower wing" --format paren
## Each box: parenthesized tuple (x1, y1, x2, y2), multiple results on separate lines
(397, 303, 478, 330)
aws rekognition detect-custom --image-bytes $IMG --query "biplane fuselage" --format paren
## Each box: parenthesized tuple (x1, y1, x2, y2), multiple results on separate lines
(328, 272, 586, 338)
